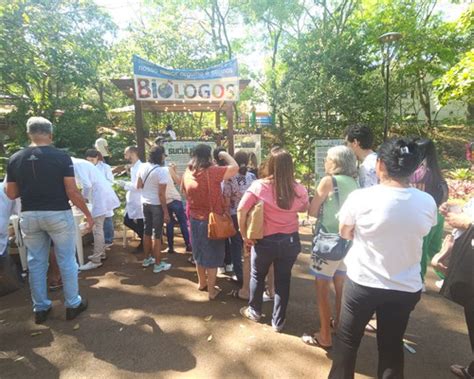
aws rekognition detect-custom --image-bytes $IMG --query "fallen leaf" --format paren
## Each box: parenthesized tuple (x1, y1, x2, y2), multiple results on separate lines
(30, 331, 42, 337)
(231, 313, 237, 317)
(0, 319, 6, 324)
(204, 315, 213, 322)
(207, 334, 213, 342)
(220, 301, 227, 304)
(239, 324, 246, 328)
(73, 324, 80, 330)
(119, 327, 124, 332)
(14, 356, 25, 362)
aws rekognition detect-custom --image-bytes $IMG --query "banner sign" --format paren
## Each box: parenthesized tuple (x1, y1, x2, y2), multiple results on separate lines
(234, 134, 262, 163)
(133, 55, 239, 102)
(314, 139, 344, 181)
(165, 141, 216, 174)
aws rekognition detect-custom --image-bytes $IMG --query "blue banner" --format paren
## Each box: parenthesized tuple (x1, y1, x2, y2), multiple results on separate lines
(133, 55, 238, 80)
(133, 56, 240, 102)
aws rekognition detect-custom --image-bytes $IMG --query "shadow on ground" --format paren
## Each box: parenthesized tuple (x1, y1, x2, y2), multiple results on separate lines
(0, 226, 471, 378)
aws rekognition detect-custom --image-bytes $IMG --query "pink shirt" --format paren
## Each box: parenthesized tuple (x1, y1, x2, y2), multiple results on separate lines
(239, 179, 309, 236)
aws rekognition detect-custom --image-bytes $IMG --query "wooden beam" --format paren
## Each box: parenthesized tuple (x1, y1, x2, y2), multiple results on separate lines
(226, 104, 234, 155)
(134, 100, 146, 161)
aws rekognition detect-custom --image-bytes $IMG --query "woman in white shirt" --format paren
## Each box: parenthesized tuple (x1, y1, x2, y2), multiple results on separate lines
(328, 138, 438, 379)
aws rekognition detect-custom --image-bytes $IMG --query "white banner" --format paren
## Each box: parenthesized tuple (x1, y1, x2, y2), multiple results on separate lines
(164, 141, 216, 174)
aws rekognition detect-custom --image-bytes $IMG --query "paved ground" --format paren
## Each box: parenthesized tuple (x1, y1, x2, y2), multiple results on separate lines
(0, 226, 471, 378)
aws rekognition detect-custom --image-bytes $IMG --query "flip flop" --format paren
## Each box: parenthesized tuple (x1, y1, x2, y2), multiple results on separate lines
(209, 287, 222, 300)
(229, 289, 248, 300)
(302, 333, 332, 350)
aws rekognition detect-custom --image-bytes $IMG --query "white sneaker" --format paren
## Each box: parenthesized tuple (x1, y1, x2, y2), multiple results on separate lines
(142, 256, 156, 267)
(153, 262, 172, 273)
(263, 292, 274, 302)
(79, 261, 103, 271)
(435, 280, 444, 289)
(225, 264, 233, 273)
(217, 267, 226, 275)
(87, 253, 106, 260)
(105, 243, 113, 250)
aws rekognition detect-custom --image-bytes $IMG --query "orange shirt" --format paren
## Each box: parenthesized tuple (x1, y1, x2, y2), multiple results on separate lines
(183, 166, 227, 220)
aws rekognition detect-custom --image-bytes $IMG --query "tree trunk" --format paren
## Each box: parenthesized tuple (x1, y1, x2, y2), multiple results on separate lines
(416, 78, 432, 128)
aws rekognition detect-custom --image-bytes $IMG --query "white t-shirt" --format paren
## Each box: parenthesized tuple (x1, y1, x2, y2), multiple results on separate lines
(359, 152, 378, 188)
(339, 185, 437, 293)
(164, 167, 182, 203)
(95, 138, 109, 157)
(137, 163, 168, 205)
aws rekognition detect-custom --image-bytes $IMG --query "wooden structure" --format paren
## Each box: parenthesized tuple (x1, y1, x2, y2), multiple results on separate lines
(111, 78, 250, 160)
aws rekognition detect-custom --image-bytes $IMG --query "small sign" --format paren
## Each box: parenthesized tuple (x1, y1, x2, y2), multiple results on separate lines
(165, 141, 216, 174)
(314, 139, 345, 181)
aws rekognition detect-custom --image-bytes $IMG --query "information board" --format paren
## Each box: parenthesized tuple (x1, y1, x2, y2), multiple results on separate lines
(234, 134, 262, 163)
(314, 139, 345, 181)
(165, 141, 216, 174)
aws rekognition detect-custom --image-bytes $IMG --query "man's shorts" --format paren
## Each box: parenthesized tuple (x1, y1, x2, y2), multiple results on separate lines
(142, 204, 164, 238)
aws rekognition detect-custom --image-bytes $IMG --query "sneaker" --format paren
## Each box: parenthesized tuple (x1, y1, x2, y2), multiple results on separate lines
(66, 299, 88, 320)
(217, 267, 226, 275)
(142, 256, 156, 267)
(35, 307, 52, 324)
(87, 253, 106, 261)
(225, 264, 233, 273)
(105, 243, 113, 249)
(272, 319, 286, 333)
(435, 279, 444, 289)
(263, 291, 274, 302)
(153, 262, 172, 273)
(240, 306, 261, 322)
(79, 261, 103, 271)
(167, 249, 177, 254)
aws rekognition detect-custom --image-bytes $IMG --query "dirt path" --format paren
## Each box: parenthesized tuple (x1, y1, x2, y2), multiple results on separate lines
(0, 227, 471, 378)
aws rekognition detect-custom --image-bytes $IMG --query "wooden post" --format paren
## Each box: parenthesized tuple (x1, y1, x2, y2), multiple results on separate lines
(226, 104, 234, 155)
(134, 100, 145, 161)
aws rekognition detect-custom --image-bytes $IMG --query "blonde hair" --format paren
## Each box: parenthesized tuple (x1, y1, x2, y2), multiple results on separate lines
(326, 146, 358, 177)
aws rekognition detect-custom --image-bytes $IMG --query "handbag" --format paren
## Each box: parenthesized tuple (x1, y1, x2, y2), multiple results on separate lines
(311, 176, 352, 262)
(245, 200, 264, 240)
(206, 170, 237, 240)
(440, 225, 473, 307)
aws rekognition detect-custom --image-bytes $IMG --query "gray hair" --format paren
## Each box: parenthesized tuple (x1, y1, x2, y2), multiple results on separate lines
(326, 145, 358, 177)
(26, 117, 53, 135)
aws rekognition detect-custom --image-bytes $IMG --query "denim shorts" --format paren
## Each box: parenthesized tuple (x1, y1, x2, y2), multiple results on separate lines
(143, 204, 164, 238)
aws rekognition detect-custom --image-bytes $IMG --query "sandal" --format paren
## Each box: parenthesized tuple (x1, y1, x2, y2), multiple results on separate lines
(365, 321, 377, 333)
(302, 333, 332, 350)
(229, 289, 248, 300)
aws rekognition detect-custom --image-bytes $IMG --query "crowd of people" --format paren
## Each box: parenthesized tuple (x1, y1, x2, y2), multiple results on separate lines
(1, 116, 473, 379)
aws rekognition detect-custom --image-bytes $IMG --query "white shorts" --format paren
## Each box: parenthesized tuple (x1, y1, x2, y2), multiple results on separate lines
(310, 256, 346, 280)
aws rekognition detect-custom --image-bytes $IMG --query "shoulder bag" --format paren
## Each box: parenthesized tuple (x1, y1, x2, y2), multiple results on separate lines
(245, 200, 264, 240)
(311, 176, 352, 262)
(207, 169, 237, 240)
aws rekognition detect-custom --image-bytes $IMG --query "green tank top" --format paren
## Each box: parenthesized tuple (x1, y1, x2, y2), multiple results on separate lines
(320, 175, 359, 233)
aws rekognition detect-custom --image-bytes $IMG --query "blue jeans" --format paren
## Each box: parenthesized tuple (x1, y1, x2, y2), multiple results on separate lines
(249, 233, 300, 329)
(225, 215, 243, 282)
(103, 216, 114, 244)
(166, 200, 191, 251)
(20, 210, 82, 312)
